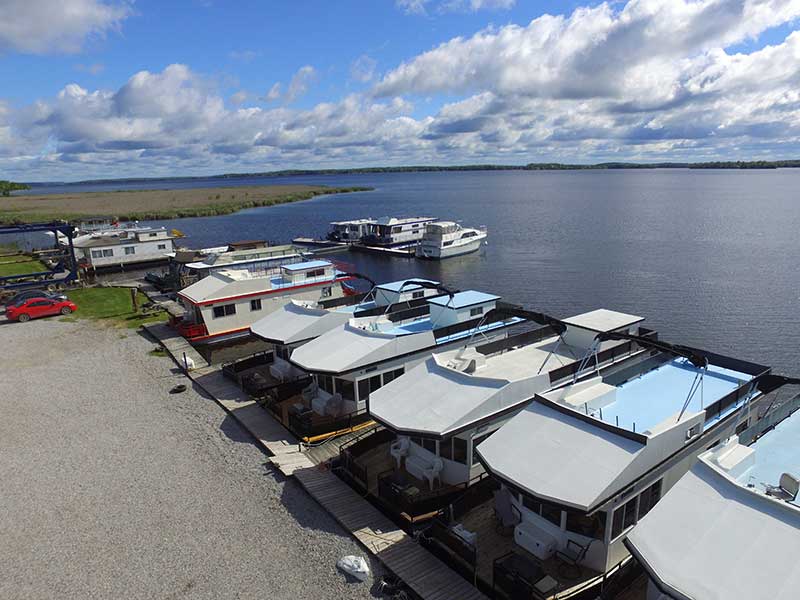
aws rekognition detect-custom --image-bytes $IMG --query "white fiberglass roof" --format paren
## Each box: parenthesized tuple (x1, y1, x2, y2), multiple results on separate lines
(249, 300, 351, 345)
(561, 308, 644, 332)
(626, 458, 800, 600)
(477, 401, 646, 511)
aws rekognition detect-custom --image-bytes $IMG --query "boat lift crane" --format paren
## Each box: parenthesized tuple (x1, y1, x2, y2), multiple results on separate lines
(0, 221, 79, 292)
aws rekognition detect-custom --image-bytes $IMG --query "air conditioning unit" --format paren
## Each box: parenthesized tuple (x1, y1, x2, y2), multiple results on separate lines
(514, 520, 557, 561)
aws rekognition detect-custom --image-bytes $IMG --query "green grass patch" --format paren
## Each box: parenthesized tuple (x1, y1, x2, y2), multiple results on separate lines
(149, 347, 167, 357)
(65, 287, 168, 328)
(0, 259, 48, 277)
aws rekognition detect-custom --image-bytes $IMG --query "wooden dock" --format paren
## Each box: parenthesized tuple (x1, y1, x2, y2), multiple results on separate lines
(295, 467, 489, 600)
(144, 322, 489, 600)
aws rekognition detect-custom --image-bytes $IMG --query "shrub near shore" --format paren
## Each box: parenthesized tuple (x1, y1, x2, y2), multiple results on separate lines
(0, 185, 372, 224)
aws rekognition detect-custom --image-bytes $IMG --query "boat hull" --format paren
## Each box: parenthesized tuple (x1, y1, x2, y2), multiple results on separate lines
(416, 236, 485, 259)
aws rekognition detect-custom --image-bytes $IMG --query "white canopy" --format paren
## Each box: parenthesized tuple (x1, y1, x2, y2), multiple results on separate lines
(627, 460, 800, 600)
(476, 401, 646, 511)
(250, 300, 351, 345)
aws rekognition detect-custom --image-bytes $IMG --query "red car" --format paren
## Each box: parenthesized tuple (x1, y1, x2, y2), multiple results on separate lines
(6, 298, 78, 322)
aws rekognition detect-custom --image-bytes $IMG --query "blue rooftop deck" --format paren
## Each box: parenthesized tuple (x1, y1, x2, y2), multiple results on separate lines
(428, 290, 500, 309)
(738, 409, 800, 489)
(599, 358, 754, 433)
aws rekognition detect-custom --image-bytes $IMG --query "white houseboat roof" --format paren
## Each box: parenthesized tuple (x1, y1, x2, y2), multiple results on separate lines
(72, 227, 173, 248)
(184, 244, 300, 270)
(562, 308, 644, 332)
(250, 278, 441, 345)
(330, 218, 376, 226)
(282, 259, 330, 271)
(374, 216, 437, 226)
(626, 408, 800, 600)
(179, 261, 340, 305)
(369, 309, 642, 437)
(477, 353, 763, 511)
(289, 290, 517, 375)
(428, 291, 499, 309)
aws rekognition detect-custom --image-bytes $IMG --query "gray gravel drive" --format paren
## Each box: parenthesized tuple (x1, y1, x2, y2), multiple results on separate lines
(0, 319, 382, 599)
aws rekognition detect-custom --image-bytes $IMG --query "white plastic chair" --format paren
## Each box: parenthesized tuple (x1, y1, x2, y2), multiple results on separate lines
(422, 457, 444, 490)
(390, 437, 410, 469)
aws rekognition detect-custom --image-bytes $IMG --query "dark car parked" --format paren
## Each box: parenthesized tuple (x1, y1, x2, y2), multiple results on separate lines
(4, 289, 68, 307)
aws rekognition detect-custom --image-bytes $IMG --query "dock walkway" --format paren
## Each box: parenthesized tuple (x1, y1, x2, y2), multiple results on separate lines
(143, 322, 488, 600)
(295, 467, 489, 600)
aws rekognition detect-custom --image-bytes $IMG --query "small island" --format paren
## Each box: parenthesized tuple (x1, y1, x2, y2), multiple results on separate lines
(0, 184, 372, 224)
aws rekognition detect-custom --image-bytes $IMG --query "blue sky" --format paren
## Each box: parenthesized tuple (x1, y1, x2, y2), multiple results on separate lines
(1, 0, 800, 181)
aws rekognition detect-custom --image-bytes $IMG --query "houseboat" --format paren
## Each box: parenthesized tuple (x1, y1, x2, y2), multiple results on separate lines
(626, 377, 800, 600)
(182, 243, 306, 283)
(174, 259, 354, 343)
(327, 219, 377, 243)
(245, 278, 447, 408)
(268, 290, 527, 441)
(361, 216, 438, 247)
(72, 227, 176, 270)
(339, 309, 650, 523)
(416, 221, 487, 259)
(427, 334, 774, 599)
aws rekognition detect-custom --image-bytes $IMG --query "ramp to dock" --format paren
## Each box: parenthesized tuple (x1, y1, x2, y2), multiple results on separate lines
(295, 467, 489, 600)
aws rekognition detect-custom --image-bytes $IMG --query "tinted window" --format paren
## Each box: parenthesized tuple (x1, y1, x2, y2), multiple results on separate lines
(439, 438, 452, 460)
(638, 480, 662, 519)
(452, 437, 467, 464)
(566, 510, 607, 540)
(250, 299, 262, 311)
(335, 378, 355, 402)
(422, 438, 437, 454)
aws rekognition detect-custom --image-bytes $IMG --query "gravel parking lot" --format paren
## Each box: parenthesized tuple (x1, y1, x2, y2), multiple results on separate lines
(0, 318, 381, 599)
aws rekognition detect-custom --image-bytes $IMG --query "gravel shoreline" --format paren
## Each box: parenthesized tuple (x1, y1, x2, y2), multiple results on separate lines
(0, 318, 381, 599)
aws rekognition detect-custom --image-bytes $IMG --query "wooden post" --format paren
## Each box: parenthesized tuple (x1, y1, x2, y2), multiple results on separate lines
(130, 287, 138, 312)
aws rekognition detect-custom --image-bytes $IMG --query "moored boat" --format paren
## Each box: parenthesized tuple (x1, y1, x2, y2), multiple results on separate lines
(416, 221, 487, 259)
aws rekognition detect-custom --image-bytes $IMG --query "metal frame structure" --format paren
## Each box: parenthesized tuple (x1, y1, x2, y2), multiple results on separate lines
(0, 222, 79, 290)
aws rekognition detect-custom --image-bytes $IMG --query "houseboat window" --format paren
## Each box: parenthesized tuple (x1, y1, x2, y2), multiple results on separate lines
(392, 226, 402, 233)
(124, 246, 136, 255)
(275, 346, 290, 360)
(318, 374, 334, 394)
(452, 437, 467, 464)
(471, 432, 492, 465)
(158, 244, 167, 250)
(305, 268, 325, 279)
(541, 502, 562, 527)
(566, 509, 606, 540)
(357, 374, 382, 401)
(250, 299, 262, 311)
(382, 367, 405, 385)
(91, 250, 103, 258)
(611, 496, 638, 540)
(410, 437, 423, 448)
(442, 241, 453, 247)
(412, 291, 424, 299)
(637, 480, 662, 519)
(322, 286, 332, 297)
(335, 378, 355, 402)
(422, 438, 437, 455)
(470, 306, 484, 317)
(102, 249, 113, 257)
(522, 495, 542, 515)
(439, 438, 452, 460)
(212, 304, 236, 318)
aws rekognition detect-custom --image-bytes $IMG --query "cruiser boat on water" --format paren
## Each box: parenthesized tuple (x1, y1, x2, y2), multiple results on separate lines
(626, 376, 800, 600)
(416, 221, 487, 259)
(361, 216, 438, 247)
(340, 308, 651, 523)
(421, 333, 777, 599)
(269, 288, 527, 441)
(173, 259, 354, 343)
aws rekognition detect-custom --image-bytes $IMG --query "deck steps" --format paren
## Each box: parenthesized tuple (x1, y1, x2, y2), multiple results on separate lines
(294, 468, 489, 600)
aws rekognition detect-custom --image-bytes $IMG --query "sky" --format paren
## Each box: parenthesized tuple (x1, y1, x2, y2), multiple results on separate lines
(1, 0, 800, 181)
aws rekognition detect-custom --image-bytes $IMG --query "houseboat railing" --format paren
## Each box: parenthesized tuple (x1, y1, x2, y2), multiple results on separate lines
(287, 406, 372, 440)
(339, 427, 394, 490)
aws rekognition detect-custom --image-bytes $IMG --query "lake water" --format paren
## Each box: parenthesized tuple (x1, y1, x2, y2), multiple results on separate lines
(27, 170, 800, 373)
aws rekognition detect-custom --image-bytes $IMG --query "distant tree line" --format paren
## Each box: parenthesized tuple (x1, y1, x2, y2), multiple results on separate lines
(0, 180, 30, 196)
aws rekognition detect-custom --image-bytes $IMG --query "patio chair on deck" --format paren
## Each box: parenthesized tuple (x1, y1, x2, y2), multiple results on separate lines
(493, 487, 521, 535)
(556, 539, 590, 580)
(766, 472, 800, 502)
(390, 436, 410, 469)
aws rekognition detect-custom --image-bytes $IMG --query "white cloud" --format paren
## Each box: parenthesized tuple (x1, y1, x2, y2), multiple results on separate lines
(230, 91, 248, 105)
(0, 0, 131, 54)
(441, 0, 515, 12)
(4, 1, 800, 180)
(228, 49, 260, 62)
(350, 54, 377, 82)
(265, 82, 282, 102)
(285, 65, 316, 103)
(396, 0, 430, 14)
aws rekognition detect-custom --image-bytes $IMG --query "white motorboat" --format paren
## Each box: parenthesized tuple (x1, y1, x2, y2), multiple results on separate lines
(416, 221, 487, 259)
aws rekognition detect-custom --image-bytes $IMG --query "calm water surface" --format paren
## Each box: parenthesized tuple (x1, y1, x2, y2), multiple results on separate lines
(33, 170, 800, 372)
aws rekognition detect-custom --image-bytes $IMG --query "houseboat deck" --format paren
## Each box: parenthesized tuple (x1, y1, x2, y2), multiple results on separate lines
(737, 403, 800, 489)
(432, 498, 607, 599)
(601, 358, 755, 432)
